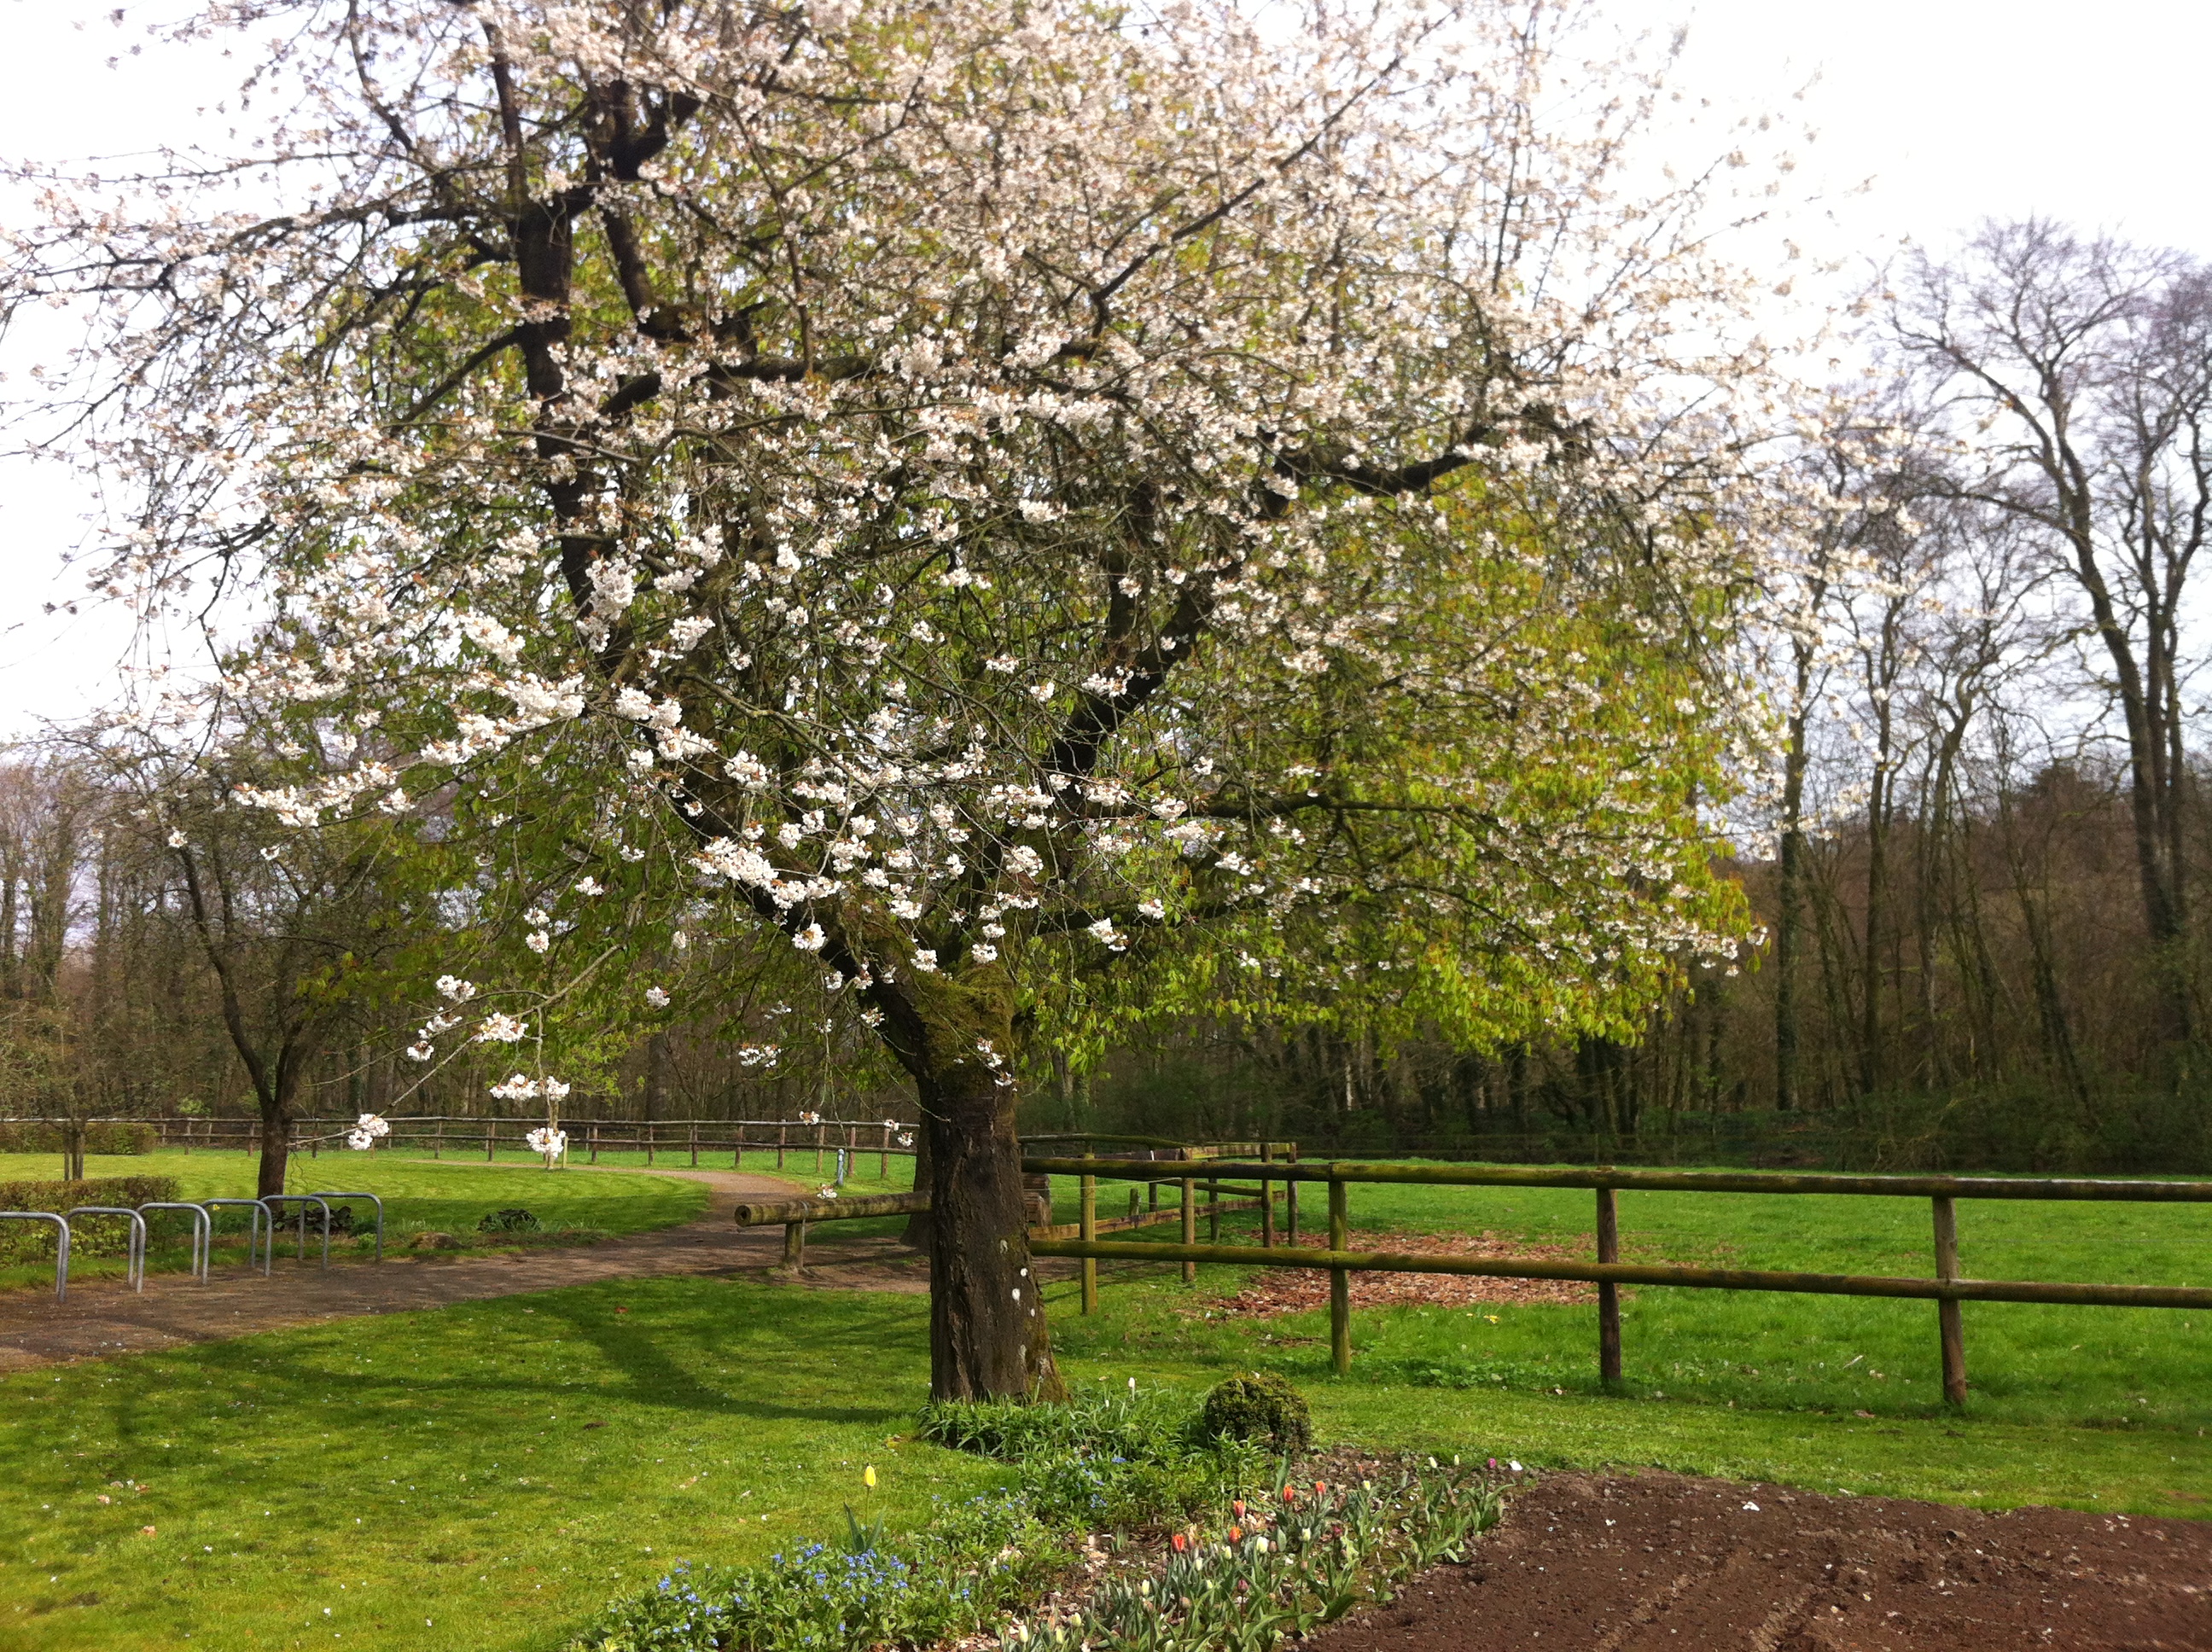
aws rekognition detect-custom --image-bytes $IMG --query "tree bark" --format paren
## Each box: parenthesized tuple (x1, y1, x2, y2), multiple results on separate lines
(891, 966, 1063, 1401)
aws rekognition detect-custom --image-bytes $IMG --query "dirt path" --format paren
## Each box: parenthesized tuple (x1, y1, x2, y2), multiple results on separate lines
(1310, 1469, 2212, 1650)
(0, 1167, 936, 1370)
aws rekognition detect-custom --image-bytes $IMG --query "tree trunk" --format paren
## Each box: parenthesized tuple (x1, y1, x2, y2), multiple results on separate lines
(897, 968, 1063, 1401)
(255, 1101, 292, 1198)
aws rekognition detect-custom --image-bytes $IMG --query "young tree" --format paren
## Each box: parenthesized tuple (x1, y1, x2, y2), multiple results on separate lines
(7, 0, 1793, 1396)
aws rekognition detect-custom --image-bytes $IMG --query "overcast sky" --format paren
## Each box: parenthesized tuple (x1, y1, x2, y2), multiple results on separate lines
(3, 0, 2207, 739)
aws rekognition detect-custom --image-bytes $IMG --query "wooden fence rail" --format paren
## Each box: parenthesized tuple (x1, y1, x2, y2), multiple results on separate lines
(1022, 1155, 2212, 1406)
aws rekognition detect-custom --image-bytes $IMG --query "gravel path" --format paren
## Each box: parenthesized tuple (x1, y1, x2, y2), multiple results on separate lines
(0, 1167, 934, 1370)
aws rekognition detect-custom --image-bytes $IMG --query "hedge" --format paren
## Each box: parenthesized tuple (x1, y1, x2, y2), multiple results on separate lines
(0, 1121, 160, 1155)
(0, 1176, 183, 1261)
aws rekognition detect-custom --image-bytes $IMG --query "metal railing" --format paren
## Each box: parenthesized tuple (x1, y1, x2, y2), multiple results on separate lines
(1022, 1156, 2212, 1406)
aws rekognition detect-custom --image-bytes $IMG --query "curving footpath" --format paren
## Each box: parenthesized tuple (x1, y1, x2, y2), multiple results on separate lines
(0, 1168, 934, 1370)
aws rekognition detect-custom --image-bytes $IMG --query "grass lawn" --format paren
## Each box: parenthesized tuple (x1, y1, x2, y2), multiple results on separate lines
(1039, 1166, 2212, 1432)
(0, 1152, 2203, 1649)
(0, 1153, 710, 1290)
(0, 1277, 1013, 1652)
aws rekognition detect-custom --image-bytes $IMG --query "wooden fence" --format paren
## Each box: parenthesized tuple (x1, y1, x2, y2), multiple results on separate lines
(1022, 1156, 2212, 1407)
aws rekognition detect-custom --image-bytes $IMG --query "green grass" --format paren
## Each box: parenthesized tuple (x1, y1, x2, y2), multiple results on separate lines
(0, 1277, 1014, 1652)
(1, 1154, 2204, 1650)
(0, 1153, 709, 1289)
(1039, 1167, 2212, 1430)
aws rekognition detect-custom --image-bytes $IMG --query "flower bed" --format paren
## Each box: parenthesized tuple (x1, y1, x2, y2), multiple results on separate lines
(565, 1382, 1500, 1652)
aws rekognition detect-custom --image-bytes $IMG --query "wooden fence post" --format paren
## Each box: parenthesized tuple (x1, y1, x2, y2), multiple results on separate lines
(1208, 1176, 1220, 1243)
(1597, 1185, 1621, 1387)
(777, 1124, 787, 1168)
(1934, 1195, 1967, 1406)
(815, 1123, 825, 1172)
(783, 1219, 807, 1271)
(880, 1125, 889, 1180)
(589, 1126, 599, 1165)
(1285, 1143, 1300, 1246)
(1260, 1140, 1276, 1248)
(1080, 1165, 1098, 1314)
(484, 1122, 494, 1162)
(1180, 1163, 1196, 1284)
(1330, 1170, 1351, 1376)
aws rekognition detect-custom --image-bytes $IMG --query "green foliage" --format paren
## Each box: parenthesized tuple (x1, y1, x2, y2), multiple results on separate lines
(478, 1207, 543, 1232)
(0, 1121, 157, 1155)
(1199, 1373, 1312, 1453)
(1003, 1466, 1500, 1652)
(0, 1176, 181, 1259)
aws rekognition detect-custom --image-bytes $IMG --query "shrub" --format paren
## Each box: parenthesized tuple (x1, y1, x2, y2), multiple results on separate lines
(480, 1207, 542, 1232)
(0, 1121, 158, 1155)
(1198, 1373, 1312, 1453)
(0, 1177, 182, 1261)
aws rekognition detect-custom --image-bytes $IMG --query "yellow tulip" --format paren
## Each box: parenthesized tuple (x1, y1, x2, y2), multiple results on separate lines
(863, 1464, 876, 1488)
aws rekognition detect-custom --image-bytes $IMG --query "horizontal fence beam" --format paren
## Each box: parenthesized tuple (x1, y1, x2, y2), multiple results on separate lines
(1022, 1157, 2212, 1203)
(1027, 1237, 2212, 1310)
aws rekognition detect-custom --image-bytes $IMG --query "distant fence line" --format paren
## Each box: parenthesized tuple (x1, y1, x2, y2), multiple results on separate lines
(0, 1118, 1295, 1182)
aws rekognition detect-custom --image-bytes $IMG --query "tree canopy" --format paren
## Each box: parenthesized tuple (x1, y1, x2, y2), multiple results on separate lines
(5, 0, 1796, 1394)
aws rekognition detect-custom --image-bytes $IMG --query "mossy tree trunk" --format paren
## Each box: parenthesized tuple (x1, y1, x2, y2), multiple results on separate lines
(876, 961, 1063, 1402)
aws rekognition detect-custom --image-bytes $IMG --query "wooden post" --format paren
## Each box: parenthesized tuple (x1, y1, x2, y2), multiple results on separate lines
(1330, 1171, 1351, 1375)
(1934, 1195, 1967, 1406)
(434, 1119, 445, 1160)
(880, 1125, 889, 1180)
(1285, 1143, 1300, 1246)
(485, 1122, 495, 1162)
(1180, 1170, 1196, 1284)
(645, 1125, 655, 1166)
(1208, 1176, 1220, 1242)
(777, 1124, 787, 1168)
(690, 1123, 699, 1167)
(815, 1123, 825, 1172)
(733, 1129, 743, 1170)
(1127, 1186, 1141, 1222)
(782, 1220, 806, 1271)
(1260, 1140, 1276, 1248)
(1597, 1186, 1621, 1387)
(1080, 1165, 1098, 1314)
(589, 1126, 598, 1165)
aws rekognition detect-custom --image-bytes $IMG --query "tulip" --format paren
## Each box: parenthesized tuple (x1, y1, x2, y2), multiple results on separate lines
(864, 1464, 876, 1488)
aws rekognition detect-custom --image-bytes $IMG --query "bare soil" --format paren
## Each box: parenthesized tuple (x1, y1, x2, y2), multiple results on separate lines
(0, 1168, 950, 1370)
(1202, 1231, 1599, 1316)
(1308, 1469, 2212, 1650)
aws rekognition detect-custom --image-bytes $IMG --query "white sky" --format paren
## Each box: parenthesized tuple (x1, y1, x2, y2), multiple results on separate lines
(2, 0, 2208, 739)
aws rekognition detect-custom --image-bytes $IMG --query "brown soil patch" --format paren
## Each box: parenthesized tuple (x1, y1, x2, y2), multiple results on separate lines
(1309, 1469, 2212, 1651)
(1202, 1231, 1598, 1315)
(0, 1167, 973, 1370)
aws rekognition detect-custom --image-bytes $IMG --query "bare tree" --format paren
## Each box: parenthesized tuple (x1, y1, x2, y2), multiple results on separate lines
(1889, 222, 2212, 1048)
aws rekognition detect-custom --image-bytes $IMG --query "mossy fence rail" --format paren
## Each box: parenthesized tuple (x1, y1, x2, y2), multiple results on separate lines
(1019, 1157, 2212, 1407)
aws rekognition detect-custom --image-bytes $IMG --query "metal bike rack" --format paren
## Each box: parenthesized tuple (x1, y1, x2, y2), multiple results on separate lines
(307, 1192, 384, 1261)
(262, 1195, 333, 1269)
(0, 1213, 69, 1300)
(206, 1198, 275, 1275)
(63, 1207, 148, 1292)
(138, 1202, 213, 1280)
